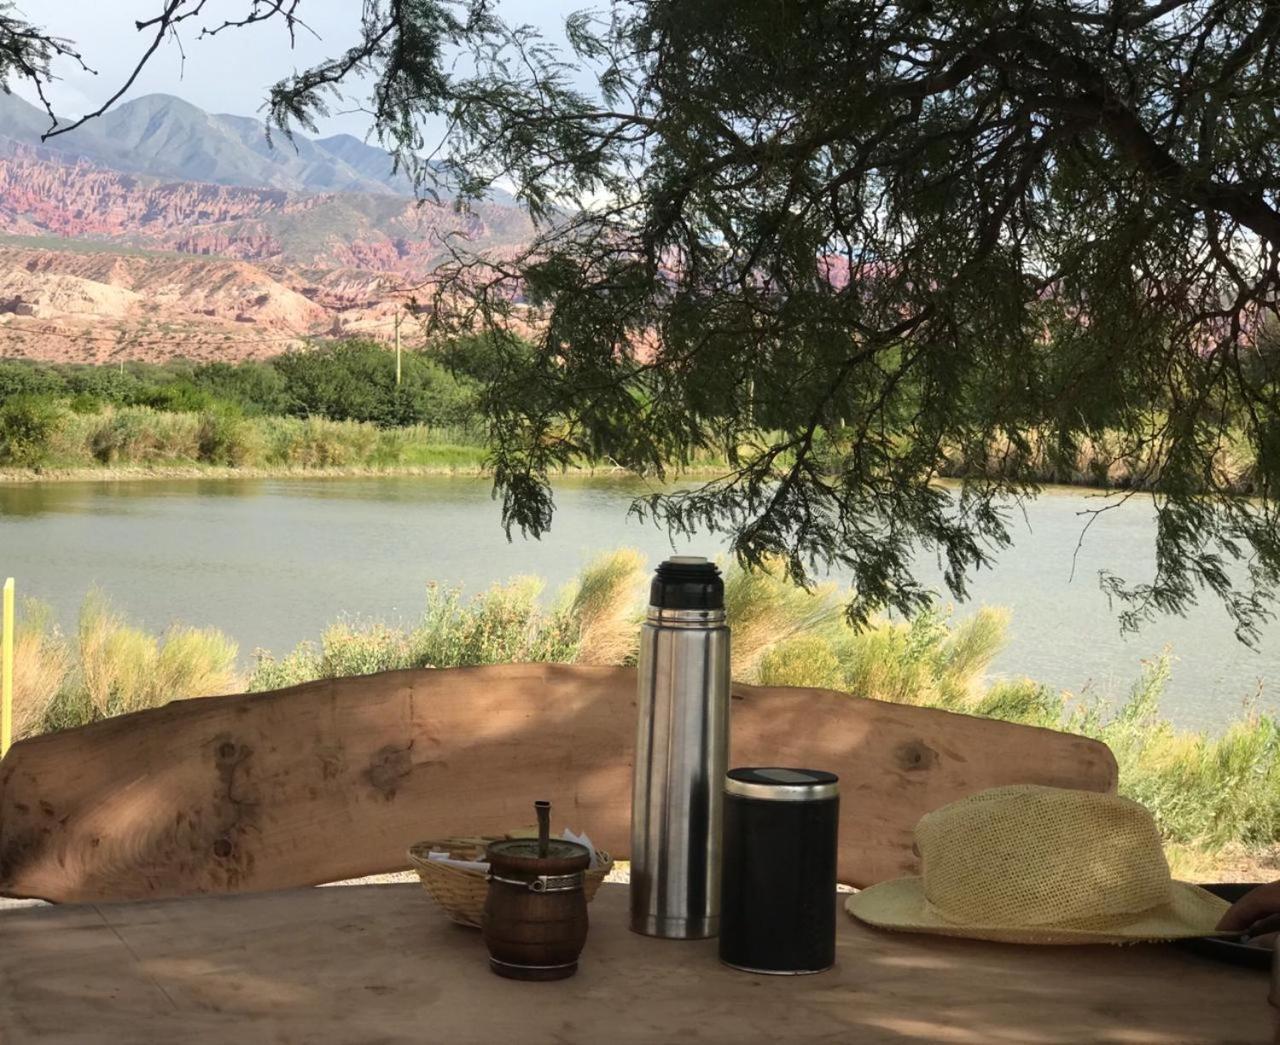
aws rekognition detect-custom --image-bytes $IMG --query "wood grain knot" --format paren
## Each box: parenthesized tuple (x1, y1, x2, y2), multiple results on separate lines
(364, 742, 414, 801)
(217, 741, 238, 761)
(895, 740, 939, 772)
(213, 837, 234, 859)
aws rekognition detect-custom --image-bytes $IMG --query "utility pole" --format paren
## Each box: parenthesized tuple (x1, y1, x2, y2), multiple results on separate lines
(394, 308, 402, 387)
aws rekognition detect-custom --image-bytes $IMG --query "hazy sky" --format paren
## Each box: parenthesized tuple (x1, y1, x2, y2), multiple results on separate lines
(12, 0, 584, 140)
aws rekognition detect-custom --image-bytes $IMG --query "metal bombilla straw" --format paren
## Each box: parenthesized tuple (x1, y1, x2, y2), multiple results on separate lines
(536, 799, 551, 858)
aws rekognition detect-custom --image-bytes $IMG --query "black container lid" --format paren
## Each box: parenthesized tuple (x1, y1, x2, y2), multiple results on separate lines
(725, 767, 839, 802)
(649, 556, 724, 611)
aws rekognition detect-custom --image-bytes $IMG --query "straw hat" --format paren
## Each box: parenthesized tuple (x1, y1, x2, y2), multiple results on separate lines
(846, 785, 1229, 944)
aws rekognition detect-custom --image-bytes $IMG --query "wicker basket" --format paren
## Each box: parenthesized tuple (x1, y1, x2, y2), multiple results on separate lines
(408, 836, 614, 928)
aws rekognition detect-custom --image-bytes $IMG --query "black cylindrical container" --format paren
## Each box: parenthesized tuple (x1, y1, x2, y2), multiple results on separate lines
(719, 767, 839, 975)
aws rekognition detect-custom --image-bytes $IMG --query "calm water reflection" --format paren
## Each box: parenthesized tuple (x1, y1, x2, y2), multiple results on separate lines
(1, 475, 1275, 731)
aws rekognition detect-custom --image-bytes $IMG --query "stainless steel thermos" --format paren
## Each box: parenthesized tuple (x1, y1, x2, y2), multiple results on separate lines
(630, 556, 730, 939)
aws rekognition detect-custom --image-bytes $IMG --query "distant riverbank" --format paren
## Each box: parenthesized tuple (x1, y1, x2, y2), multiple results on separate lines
(0, 461, 614, 483)
(0, 455, 1160, 489)
(0, 403, 1257, 495)
(1, 339, 1261, 494)
(0, 401, 734, 484)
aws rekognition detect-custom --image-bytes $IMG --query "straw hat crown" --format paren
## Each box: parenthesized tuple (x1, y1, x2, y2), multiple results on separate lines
(918, 786, 1170, 929)
(846, 784, 1229, 944)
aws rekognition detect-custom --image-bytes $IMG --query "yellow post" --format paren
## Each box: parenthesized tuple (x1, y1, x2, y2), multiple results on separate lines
(2, 577, 12, 758)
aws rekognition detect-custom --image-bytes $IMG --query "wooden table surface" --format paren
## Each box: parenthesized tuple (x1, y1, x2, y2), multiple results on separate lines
(0, 883, 1271, 1044)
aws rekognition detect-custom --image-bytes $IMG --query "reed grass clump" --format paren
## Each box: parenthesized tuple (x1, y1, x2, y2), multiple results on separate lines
(22, 590, 240, 734)
(87, 406, 202, 464)
(9, 599, 72, 739)
(565, 548, 646, 665)
(724, 562, 844, 678)
(935, 424, 1258, 494)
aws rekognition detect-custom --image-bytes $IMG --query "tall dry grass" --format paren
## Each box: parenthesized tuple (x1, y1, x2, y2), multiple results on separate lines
(724, 562, 844, 678)
(19, 589, 239, 735)
(935, 424, 1258, 494)
(10, 599, 72, 739)
(565, 548, 647, 665)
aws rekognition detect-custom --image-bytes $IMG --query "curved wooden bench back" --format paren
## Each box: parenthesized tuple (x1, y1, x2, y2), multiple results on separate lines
(0, 664, 1116, 903)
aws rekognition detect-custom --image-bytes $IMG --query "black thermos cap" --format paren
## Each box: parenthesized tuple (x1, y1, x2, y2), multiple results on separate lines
(649, 556, 724, 611)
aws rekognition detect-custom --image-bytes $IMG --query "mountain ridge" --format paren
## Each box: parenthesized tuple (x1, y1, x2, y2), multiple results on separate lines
(0, 91, 420, 196)
(0, 91, 532, 363)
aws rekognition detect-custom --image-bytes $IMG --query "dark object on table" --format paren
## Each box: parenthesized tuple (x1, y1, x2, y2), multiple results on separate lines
(1179, 883, 1273, 970)
(1272, 942, 1280, 1034)
(720, 767, 839, 974)
(631, 556, 731, 940)
(483, 800, 592, 981)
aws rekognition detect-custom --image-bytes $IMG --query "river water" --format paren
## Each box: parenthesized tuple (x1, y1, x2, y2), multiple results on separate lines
(1, 475, 1276, 731)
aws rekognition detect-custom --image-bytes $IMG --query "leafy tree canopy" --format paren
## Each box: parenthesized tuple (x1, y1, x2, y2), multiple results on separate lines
(5, 0, 1280, 639)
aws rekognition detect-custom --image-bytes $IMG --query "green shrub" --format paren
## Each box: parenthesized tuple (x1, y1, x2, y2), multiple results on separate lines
(197, 407, 260, 466)
(87, 406, 200, 463)
(60, 365, 140, 405)
(0, 395, 62, 466)
(41, 408, 98, 465)
(410, 578, 577, 667)
(271, 340, 480, 427)
(191, 360, 289, 415)
(133, 381, 218, 413)
(759, 635, 845, 689)
(67, 393, 104, 415)
(320, 620, 416, 678)
(0, 361, 67, 402)
(248, 643, 323, 692)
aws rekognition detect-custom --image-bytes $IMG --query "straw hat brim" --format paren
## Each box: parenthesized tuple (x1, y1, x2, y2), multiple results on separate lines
(846, 877, 1231, 945)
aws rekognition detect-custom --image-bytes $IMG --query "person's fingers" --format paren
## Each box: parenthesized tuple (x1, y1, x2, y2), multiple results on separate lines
(1247, 930, 1279, 950)
(1217, 882, 1280, 932)
(1243, 913, 1280, 940)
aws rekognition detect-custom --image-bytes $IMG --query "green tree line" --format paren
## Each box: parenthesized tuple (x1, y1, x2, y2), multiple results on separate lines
(0, 337, 503, 425)
(0, 337, 522, 467)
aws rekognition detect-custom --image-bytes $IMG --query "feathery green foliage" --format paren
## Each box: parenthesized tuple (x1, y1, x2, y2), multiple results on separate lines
(202, 0, 1280, 641)
(8, 1, 1280, 640)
